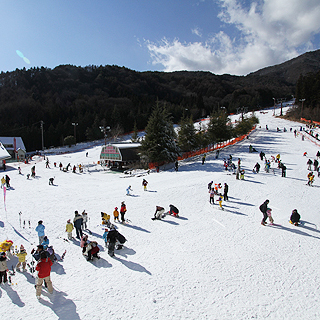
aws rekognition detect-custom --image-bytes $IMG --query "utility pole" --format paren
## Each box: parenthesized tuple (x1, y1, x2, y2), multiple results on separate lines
(40, 120, 44, 151)
(299, 99, 305, 118)
(277, 98, 285, 116)
(72, 122, 78, 143)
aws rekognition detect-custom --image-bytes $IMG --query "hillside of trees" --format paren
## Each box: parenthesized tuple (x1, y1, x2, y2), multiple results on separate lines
(1, 49, 320, 151)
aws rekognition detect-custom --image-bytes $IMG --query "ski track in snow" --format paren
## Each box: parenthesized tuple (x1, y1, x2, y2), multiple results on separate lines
(1, 107, 320, 319)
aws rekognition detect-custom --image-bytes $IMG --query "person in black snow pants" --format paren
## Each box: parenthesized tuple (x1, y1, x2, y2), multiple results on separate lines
(260, 199, 270, 226)
(73, 211, 83, 239)
(223, 183, 229, 201)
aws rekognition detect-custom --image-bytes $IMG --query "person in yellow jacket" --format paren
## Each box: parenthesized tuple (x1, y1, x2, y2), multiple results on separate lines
(66, 219, 74, 240)
(1, 176, 5, 189)
(101, 212, 111, 226)
(16, 245, 27, 271)
(113, 207, 120, 222)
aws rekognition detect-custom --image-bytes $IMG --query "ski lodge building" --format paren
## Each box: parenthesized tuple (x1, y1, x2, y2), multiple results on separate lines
(0, 137, 26, 161)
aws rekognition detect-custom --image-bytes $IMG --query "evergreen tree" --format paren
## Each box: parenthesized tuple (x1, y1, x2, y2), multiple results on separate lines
(177, 116, 197, 152)
(131, 121, 139, 142)
(141, 102, 179, 163)
(207, 110, 232, 144)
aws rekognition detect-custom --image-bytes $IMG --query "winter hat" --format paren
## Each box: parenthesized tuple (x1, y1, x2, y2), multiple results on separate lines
(115, 207, 118, 210)
(0, 252, 6, 257)
(121, 201, 125, 205)
(75, 210, 79, 215)
(105, 228, 109, 232)
(38, 220, 43, 224)
(43, 236, 48, 241)
(67, 219, 71, 223)
(20, 245, 25, 250)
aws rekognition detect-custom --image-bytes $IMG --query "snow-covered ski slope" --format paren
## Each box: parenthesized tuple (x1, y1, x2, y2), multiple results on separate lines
(1, 107, 320, 320)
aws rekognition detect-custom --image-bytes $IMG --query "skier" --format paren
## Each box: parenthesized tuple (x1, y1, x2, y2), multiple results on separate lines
(307, 159, 313, 171)
(169, 204, 179, 217)
(15, 245, 27, 272)
(208, 181, 213, 191)
(35, 220, 45, 245)
(307, 172, 314, 186)
(5, 175, 10, 188)
(259, 151, 265, 161)
(66, 219, 74, 240)
(290, 209, 301, 226)
(314, 159, 319, 172)
(35, 251, 53, 299)
(266, 208, 274, 224)
(45, 158, 50, 168)
(153, 206, 165, 220)
(217, 195, 224, 210)
(223, 183, 229, 201)
(209, 188, 215, 204)
(126, 185, 133, 196)
(142, 179, 148, 191)
(31, 165, 36, 178)
(202, 154, 206, 165)
(260, 199, 269, 226)
(49, 177, 54, 185)
(18, 166, 22, 174)
(120, 201, 127, 223)
(73, 211, 83, 239)
(281, 164, 287, 177)
(253, 162, 260, 173)
(0, 252, 8, 285)
(113, 207, 120, 222)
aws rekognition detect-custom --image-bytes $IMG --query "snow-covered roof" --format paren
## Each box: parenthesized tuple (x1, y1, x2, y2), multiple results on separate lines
(110, 142, 141, 149)
(0, 136, 26, 151)
(0, 142, 11, 160)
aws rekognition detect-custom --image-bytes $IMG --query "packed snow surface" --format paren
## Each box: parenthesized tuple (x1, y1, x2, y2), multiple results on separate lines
(1, 108, 320, 320)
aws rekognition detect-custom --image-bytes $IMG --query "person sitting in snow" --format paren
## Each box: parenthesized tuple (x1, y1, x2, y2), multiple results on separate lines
(153, 206, 165, 220)
(290, 209, 301, 226)
(84, 241, 100, 261)
(169, 204, 179, 217)
(41, 236, 49, 250)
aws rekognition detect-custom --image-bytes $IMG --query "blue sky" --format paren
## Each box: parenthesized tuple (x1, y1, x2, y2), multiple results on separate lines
(1, 0, 320, 75)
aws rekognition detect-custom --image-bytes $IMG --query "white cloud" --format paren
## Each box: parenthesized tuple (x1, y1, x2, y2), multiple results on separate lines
(192, 26, 202, 38)
(146, 0, 320, 75)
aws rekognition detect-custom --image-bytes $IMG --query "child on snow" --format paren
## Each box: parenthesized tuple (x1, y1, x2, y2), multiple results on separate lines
(80, 234, 89, 254)
(142, 179, 148, 191)
(82, 211, 88, 230)
(41, 236, 49, 250)
(66, 219, 74, 240)
(0, 252, 8, 285)
(103, 228, 109, 247)
(113, 207, 120, 222)
(101, 212, 111, 227)
(126, 185, 132, 196)
(266, 208, 274, 224)
(16, 245, 27, 271)
(290, 209, 301, 226)
(35, 220, 45, 245)
(217, 196, 224, 210)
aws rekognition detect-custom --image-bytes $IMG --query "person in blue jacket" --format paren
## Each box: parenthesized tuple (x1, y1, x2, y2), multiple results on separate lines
(41, 236, 49, 250)
(35, 220, 45, 245)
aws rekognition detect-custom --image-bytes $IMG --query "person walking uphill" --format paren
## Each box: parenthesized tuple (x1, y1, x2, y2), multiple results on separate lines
(35, 251, 53, 300)
(35, 220, 45, 245)
(260, 199, 270, 226)
(73, 211, 83, 239)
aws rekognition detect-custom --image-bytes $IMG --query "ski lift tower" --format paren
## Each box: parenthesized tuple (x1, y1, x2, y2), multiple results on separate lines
(99, 126, 111, 146)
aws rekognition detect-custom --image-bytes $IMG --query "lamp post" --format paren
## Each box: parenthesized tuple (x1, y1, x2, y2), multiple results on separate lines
(99, 126, 110, 146)
(72, 122, 78, 143)
(299, 99, 305, 118)
(40, 120, 44, 151)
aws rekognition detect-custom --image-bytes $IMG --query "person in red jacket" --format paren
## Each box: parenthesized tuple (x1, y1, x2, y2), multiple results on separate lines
(35, 251, 53, 299)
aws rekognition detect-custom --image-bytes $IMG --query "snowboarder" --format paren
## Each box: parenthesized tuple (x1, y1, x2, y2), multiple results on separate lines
(35, 220, 45, 245)
(253, 162, 260, 173)
(120, 201, 127, 223)
(49, 177, 54, 185)
(142, 179, 148, 191)
(307, 172, 314, 186)
(113, 207, 120, 222)
(169, 204, 179, 217)
(15, 245, 27, 272)
(290, 209, 301, 226)
(35, 251, 53, 299)
(0, 252, 8, 285)
(73, 211, 83, 239)
(126, 185, 133, 196)
(153, 206, 165, 220)
(260, 199, 269, 226)
(31, 165, 36, 178)
(66, 219, 74, 240)
(45, 158, 50, 168)
(223, 183, 229, 201)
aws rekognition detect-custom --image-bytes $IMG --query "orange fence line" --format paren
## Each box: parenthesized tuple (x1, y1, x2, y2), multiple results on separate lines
(149, 126, 256, 169)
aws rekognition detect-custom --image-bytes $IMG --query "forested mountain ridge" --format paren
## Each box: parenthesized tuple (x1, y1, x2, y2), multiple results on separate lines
(1, 49, 320, 151)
